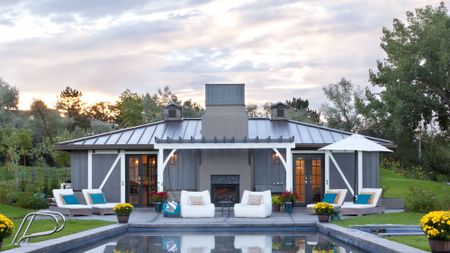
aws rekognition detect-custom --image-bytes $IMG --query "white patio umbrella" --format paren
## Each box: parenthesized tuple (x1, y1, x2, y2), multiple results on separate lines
(319, 134, 392, 202)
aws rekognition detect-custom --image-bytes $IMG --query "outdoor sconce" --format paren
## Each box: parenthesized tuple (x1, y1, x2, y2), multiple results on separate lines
(170, 153, 177, 165)
(272, 152, 280, 165)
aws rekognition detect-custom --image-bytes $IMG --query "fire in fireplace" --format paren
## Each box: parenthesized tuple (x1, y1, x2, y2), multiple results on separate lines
(211, 175, 239, 203)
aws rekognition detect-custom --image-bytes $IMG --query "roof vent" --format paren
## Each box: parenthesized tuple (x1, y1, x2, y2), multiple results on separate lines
(271, 102, 288, 120)
(164, 102, 182, 121)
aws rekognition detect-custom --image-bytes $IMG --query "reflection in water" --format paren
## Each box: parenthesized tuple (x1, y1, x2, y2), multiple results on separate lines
(83, 234, 363, 253)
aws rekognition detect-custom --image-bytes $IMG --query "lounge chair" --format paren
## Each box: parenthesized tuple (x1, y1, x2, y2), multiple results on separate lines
(82, 189, 119, 215)
(180, 190, 215, 218)
(234, 235, 272, 253)
(341, 188, 384, 216)
(50, 189, 92, 216)
(306, 189, 348, 214)
(181, 235, 215, 253)
(234, 190, 272, 218)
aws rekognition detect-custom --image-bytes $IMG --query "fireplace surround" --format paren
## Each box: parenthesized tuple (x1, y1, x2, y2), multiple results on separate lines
(211, 175, 240, 203)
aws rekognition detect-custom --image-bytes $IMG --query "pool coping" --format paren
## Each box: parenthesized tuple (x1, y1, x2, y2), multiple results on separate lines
(2, 222, 427, 253)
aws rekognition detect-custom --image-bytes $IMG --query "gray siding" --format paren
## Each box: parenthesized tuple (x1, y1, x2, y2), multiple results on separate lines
(92, 154, 121, 202)
(253, 149, 285, 192)
(163, 150, 198, 191)
(202, 106, 248, 139)
(363, 152, 380, 188)
(71, 151, 88, 190)
(205, 84, 245, 105)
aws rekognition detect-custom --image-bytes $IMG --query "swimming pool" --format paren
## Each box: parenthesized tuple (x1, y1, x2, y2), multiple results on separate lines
(75, 232, 368, 253)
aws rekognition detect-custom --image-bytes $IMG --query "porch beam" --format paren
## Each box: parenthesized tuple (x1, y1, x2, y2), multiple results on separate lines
(358, 151, 363, 193)
(329, 153, 355, 196)
(324, 151, 330, 191)
(87, 150, 93, 189)
(285, 148, 293, 191)
(157, 149, 164, 192)
(154, 142, 295, 150)
(120, 150, 125, 202)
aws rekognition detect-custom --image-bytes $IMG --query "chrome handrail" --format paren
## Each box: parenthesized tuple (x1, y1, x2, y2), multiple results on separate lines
(11, 211, 65, 245)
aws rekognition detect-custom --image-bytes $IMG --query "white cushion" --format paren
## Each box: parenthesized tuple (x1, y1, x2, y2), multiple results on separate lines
(247, 194, 262, 205)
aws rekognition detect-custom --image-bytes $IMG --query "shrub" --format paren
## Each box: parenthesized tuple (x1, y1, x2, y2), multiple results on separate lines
(0, 181, 14, 204)
(272, 195, 283, 206)
(150, 191, 169, 203)
(10, 192, 48, 209)
(406, 186, 439, 212)
(281, 191, 299, 202)
(420, 211, 450, 240)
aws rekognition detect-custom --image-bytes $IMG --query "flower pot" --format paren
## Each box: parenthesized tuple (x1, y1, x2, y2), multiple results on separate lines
(0, 238, 3, 250)
(284, 202, 294, 213)
(272, 204, 281, 212)
(154, 202, 163, 213)
(318, 214, 330, 222)
(428, 239, 450, 253)
(117, 215, 130, 223)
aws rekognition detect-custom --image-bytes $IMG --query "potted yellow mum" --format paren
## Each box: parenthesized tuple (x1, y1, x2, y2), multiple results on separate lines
(420, 210, 450, 253)
(113, 203, 134, 223)
(0, 214, 14, 250)
(313, 202, 334, 222)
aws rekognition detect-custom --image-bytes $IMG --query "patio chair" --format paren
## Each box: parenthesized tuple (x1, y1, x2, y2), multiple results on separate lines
(234, 235, 272, 253)
(306, 189, 348, 214)
(82, 189, 120, 215)
(50, 189, 92, 216)
(180, 190, 215, 218)
(234, 190, 272, 218)
(181, 235, 215, 253)
(341, 188, 385, 216)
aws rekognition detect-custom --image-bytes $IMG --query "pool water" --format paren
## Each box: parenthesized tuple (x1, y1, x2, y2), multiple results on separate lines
(77, 233, 368, 253)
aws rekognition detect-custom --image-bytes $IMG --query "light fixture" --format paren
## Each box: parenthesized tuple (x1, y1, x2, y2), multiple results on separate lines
(272, 152, 280, 165)
(170, 153, 177, 165)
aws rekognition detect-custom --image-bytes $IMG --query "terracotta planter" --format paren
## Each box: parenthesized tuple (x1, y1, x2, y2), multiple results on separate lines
(117, 215, 130, 223)
(318, 214, 330, 222)
(284, 202, 294, 213)
(428, 239, 450, 253)
(272, 204, 281, 212)
(154, 202, 163, 213)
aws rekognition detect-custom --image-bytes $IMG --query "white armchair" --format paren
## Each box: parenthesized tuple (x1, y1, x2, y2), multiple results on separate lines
(234, 235, 272, 253)
(181, 235, 215, 253)
(234, 190, 272, 218)
(180, 190, 215, 218)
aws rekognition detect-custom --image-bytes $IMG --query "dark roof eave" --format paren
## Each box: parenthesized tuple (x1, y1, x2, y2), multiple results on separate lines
(56, 144, 155, 151)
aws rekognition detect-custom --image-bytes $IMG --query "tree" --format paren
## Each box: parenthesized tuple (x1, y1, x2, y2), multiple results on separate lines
(0, 78, 19, 111)
(30, 99, 64, 142)
(246, 104, 259, 117)
(56, 86, 90, 131)
(182, 99, 204, 118)
(0, 126, 32, 166)
(115, 89, 144, 127)
(88, 102, 117, 123)
(142, 93, 163, 123)
(321, 78, 361, 132)
(286, 97, 321, 124)
(368, 3, 450, 132)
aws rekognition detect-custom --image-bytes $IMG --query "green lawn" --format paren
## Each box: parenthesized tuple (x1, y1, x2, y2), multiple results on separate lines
(332, 212, 424, 227)
(380, 169, 450, 201)
(388, 236, 430, 252)
(0, 204, 113, 252)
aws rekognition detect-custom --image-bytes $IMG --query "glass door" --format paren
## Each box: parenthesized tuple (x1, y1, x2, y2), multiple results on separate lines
(294, 154, 324, 206)
(126, 154, 158, 207)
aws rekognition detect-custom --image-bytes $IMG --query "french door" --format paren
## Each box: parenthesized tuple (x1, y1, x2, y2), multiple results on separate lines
(294, 154, 324, 206)
(126, 155, 157, 207)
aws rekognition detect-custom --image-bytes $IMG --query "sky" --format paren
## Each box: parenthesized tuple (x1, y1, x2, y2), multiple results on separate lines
(0, 0, 447, 110)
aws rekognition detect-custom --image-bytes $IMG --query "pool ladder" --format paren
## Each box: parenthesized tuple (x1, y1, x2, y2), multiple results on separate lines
(11, 210, 65, 245)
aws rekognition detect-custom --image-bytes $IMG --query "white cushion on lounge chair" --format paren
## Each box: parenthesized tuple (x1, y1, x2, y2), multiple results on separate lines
(180, 190, 215, 218)
(90, 203, 118, 209)
(52, 189, 92, 209)
(234, 190, 272, 218)
(306, 189, 348, 209)
(234, 235, 272, 253)
(342, 188, 383, 208)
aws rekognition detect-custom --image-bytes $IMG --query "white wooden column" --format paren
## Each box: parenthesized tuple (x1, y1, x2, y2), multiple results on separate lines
(157, 149, 164, 192)
(324, 151, 330, 191)
(87, 150, 93, 189)
(285, 148, 293, 191)
(120, 150, 125, 202)
(357, 151, 363, 193)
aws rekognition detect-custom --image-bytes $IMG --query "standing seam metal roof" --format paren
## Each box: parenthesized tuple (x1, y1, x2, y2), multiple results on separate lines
(57, 118, 394, 149)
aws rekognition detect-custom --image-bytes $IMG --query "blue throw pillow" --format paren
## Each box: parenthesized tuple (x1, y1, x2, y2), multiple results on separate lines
(322, 193, 337, 204)
(63, 194, 79, 205)
(355, 194, 371, 204)
(90, 193, 106, 204)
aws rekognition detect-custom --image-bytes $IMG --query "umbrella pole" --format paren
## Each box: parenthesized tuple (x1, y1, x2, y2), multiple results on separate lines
(354, 150, 358, 203)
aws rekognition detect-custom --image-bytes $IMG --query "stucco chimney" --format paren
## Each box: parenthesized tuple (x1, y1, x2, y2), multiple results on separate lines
(201, 84, 248, 139)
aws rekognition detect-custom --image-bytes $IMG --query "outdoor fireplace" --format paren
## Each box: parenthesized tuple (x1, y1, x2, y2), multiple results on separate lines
(211, 175, 240, 203)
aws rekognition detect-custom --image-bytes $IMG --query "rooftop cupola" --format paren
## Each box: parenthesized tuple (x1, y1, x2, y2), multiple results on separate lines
(164, 102, 182, 121)
(202, 84, 248, 139)
(271, 102, 289, 120)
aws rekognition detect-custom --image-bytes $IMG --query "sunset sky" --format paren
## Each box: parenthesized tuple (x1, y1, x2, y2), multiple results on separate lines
(0, 0, 446, 110)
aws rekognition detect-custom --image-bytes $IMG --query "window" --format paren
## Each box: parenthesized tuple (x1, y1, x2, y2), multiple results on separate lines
(277, 108, 284, 117)
(168, 109, 176, 118)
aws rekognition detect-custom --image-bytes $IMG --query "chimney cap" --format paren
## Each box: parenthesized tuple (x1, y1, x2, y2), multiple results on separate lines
(164, 102, 182, 109)
(271, 102, 288, 108)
